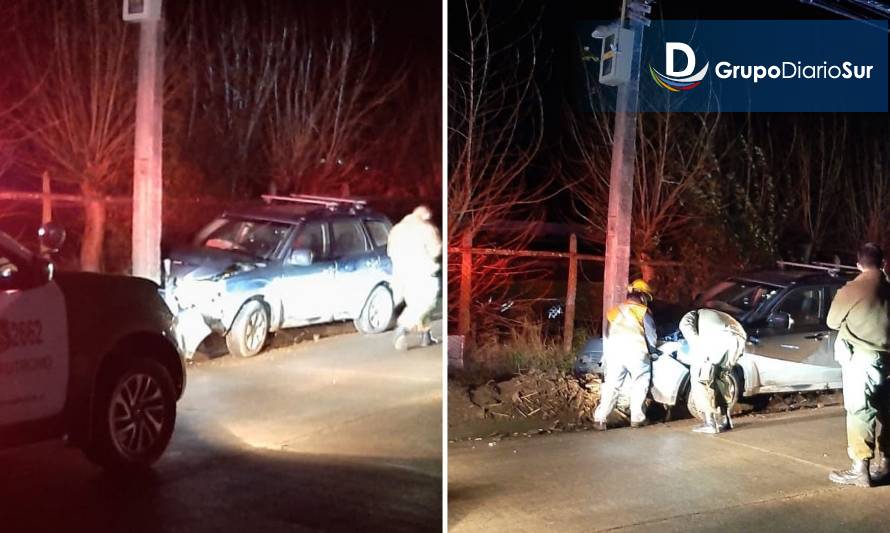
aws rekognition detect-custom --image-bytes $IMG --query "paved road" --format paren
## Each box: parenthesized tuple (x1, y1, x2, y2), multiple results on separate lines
(0, 322, 443, 533)
(449, 406, 890, 532)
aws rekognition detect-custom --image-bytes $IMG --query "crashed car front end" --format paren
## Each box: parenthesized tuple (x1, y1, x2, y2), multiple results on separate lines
(162, 260, 260, 359)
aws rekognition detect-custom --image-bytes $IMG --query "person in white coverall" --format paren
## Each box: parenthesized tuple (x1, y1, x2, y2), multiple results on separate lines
(593, 279, 657, 430)
(387, 205, 442, 351)
(679, 308, 747, 434)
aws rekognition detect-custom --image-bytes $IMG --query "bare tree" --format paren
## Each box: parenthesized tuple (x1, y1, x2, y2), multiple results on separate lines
(795, 117, 846, 259)
(375, 70, 442, 200)
(176, 1, 286, 197)
(10, 0, 138, 271)
(844, 140, 890, 251)
(448, 0, 552, 335)
(569, 111, 720, 281)
(265, 13, 403, 195)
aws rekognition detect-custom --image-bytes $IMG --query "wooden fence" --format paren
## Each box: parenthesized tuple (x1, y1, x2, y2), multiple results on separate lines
(450, 233, 683, 352)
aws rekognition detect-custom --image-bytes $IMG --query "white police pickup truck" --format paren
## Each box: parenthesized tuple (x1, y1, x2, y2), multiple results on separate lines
(0, 225, 184, 470)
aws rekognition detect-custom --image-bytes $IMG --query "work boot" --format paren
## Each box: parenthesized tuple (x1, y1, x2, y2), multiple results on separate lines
(692, 414, 720, 435)
(630, 419, 649, 428)
(869, 456, 889, 484)
(718, 412, 733, 432)
(393, 327, 409, 351)
(593, 421, 607, 431)
(420, 330, 433, 347)
(829, 459, 871, 488)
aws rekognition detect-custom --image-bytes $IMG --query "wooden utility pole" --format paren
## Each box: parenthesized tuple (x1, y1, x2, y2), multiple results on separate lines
(602, 4, 647, 332)
(127, 0, 164, 283)
(563, 233, 578, 352)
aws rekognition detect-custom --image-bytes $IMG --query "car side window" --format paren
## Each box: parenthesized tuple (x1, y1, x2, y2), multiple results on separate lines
(777, 287, 822, 329)
(331, 220, 368, 258)
(364, 220, 390, 249)
(292, 222, 327, 260)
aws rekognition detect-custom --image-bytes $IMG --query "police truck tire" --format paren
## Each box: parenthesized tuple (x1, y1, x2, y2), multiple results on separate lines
(226, 300, 269, 358)
(354, 285, 395, 334)
(84, 357, 177, 471)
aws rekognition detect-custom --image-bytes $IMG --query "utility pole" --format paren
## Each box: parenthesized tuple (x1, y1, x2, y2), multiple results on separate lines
(599, 1, 651, 332)
(124, 0, 164, 283)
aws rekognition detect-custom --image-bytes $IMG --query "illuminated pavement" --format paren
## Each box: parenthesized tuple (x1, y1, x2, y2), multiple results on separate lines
(0, 321, 442, 532)
(449, 406, 890, 532)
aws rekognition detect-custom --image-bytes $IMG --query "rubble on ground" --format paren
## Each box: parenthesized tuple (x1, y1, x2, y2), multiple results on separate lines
(448, 370, 844, 441)
(465, 369, 602, 426)
(763, 390, 843, 412)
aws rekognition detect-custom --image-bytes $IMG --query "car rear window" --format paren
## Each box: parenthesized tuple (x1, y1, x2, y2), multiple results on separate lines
(364, 220, 390, 248)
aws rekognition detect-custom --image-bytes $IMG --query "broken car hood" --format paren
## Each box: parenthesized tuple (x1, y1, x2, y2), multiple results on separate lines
(168, 246, 262, 281)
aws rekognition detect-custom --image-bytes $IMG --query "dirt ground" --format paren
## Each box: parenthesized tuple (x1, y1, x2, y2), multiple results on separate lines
(448, 371, 844, 441)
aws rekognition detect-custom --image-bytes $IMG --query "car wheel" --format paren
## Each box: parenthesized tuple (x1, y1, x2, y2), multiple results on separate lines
(354, 285, 394, 334)
(84, 357, 177, 471)
(686, 366, 743, 421)
(226, 300, 269, 357)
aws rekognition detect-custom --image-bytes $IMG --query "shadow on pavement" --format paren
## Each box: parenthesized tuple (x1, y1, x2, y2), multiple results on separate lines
(0, 417, 441, 532)
(448, 482, 501, 529)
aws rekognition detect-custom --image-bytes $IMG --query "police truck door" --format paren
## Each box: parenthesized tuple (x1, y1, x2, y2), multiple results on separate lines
(0, 236, 68, 429)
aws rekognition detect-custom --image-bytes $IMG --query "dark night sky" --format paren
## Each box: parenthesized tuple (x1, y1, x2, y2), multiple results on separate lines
(449, 0, 890, 233)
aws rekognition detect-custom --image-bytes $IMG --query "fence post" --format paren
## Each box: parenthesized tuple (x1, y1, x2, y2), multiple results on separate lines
(563, 233, 578, 352)
(458, 232, 473, 347)
(41, 171, 53, 225)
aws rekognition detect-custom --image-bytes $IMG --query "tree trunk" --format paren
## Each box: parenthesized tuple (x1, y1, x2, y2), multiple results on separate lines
(638, 252, 657, 283)
(80, 185, 106, 272)
(800, 242, 814, 263)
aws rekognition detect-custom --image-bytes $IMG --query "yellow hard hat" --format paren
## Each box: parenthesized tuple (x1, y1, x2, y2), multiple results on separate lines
(628, 279, 654, 298)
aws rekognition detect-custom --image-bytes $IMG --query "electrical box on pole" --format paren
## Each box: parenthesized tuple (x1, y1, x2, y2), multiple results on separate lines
(596, 1, 651, 333)
(124, 0, 164, 283)
(122, 0, 161, 22)
(596, 27, 634, 86)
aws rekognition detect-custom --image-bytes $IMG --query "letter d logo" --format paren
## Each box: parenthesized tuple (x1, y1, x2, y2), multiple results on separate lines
(666, 42, 696, 77)
(649, 42, 709, 92)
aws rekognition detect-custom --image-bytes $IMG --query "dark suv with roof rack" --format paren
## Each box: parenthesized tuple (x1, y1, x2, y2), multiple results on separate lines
(575, 262, 858, 413)
(163, 195, 395, 358)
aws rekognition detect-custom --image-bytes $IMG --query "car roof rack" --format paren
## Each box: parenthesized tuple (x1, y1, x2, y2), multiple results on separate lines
(260, 194, 366, 210)
(776, 260, 856, 277)
(812, 261, 859, 272)
(293, 194, 366, 208)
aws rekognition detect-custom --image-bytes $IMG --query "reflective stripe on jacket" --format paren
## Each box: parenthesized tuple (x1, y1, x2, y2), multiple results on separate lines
(605, 302, 656, 355)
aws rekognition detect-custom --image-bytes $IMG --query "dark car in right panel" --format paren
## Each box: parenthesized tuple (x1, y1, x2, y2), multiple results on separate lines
(575, 262, 855, 413)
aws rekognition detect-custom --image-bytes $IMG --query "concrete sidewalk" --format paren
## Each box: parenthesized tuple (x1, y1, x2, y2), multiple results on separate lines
(449, 406, 890, 532)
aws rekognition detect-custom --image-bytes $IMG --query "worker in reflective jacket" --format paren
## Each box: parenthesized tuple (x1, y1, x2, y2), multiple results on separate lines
(593, 279, 657, 430)
(679, 308, 747, 435)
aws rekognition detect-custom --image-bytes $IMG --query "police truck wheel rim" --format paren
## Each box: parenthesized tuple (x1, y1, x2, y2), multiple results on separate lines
(366, 288, 391, 330)
(245, 308, 267, 352)
(109, 373, 166, 458)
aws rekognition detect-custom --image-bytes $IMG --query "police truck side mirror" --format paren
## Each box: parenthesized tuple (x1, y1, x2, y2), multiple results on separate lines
(38, 222, 66, 254)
